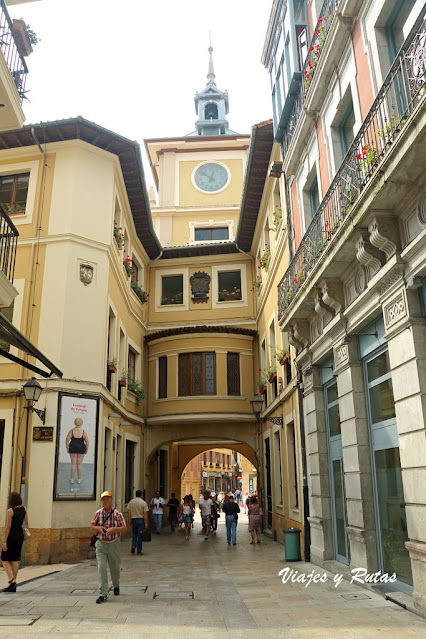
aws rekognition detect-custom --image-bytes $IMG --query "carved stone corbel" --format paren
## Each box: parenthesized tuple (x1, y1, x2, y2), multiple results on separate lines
(319, 279, 344, 316)
(313, 289, 333, 335)
(355, 230, 385, 281)
(288, 322, 310, 353)
(368, 215, 400, 262)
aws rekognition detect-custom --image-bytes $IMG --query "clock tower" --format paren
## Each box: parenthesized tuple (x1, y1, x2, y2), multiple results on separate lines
(186, 46, 238, 137)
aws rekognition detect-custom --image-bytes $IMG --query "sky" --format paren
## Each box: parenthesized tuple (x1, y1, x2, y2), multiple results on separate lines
(8, 0, 273, 187)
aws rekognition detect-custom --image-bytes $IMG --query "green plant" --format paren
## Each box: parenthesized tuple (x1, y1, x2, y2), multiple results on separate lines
(113, 221, 124, 250)
(293, 269, 304, 285)
(1, 202, 26, 213)
(127, 378, 145, 406)
(218, 286, 241, 301)
(161, 292, 183, 305)
(107, 357, 117, 367)
(266, 362, 277, 380)
(375, 114, 406, 140)
(357, 144, 378, 174)
(0, 340, 10, 352)
(259, 244, 271, 269)
(271, 205, 283, 232)
(274, 347, 289, 362)
(123, 255, 132, 276)
(251, 275, 262, 292)
(131, 280, 148, 303)
(256, 380, 266, 391)
(285, 288, 293, 302)
(24, 23, 41, 45)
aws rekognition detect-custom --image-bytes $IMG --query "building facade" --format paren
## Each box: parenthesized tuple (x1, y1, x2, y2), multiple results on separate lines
(263, 0, 426, 613)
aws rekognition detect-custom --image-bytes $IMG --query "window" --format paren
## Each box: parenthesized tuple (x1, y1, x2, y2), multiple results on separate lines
(218, 270, 242, 301)
(128, 348, 136, 383)
(161, 274, 183, 305)
(158, 356, 167, 399)
(215, 452, 220, 466)
(194, 227, 229, 241)
(178, 352, 216, 396)
(205, 103, 218, 120)
(227, 353, 240, 395)
(0, 173, 29, 212)
(209, 451, 213, 465)
(125, 440, 135, 504)
(339, 101, 356, 158)
(203, 453, 207, 465)
(309, 176, 320, 218)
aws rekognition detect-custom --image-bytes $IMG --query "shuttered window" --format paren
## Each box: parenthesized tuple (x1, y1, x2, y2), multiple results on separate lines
(227, 352, 240, 395)
(178, 352, 216, 396)
(158, 356, 167, 399)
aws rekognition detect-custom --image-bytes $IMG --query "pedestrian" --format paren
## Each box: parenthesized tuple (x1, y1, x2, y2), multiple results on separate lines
(167, 492, 179, 533)
(127, 489, 148, 555)
(150, 491, 165, 534)
(248, 495, 261, 544)
(90, 491, 126, 604)
(244, 493, 251, 514)
(211, 495, 220, 534)
(1, 492, 28, 593)
(188, 494, 195, 528)
(235, 488, 241, 504)
(199, 491, 213, 540)
(222, 494, 240, 545)
(217, 491, 223, 511)
(181, 496, 193, 540)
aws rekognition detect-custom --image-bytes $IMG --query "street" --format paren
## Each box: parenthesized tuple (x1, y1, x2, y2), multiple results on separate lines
(0, 515, 425, 638)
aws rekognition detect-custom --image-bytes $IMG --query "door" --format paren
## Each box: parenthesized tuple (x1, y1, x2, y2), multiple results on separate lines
(325, 380, 349, 564)
(364, 347, 413, 589)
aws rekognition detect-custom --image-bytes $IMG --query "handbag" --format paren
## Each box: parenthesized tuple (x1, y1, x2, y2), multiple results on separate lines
(22, 525, 31, 540)
(140, 528, 151, 542)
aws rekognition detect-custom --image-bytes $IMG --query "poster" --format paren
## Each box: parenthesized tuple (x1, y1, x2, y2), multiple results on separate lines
(54, 393, 99, 500)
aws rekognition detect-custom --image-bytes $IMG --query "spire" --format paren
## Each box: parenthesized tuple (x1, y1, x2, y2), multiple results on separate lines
(207, 45, 216, 85)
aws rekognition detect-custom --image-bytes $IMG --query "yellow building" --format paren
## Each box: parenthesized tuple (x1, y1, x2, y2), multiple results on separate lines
(0, 47, 306, 562)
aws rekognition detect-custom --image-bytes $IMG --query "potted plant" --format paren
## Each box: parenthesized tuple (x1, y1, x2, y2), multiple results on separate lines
(274, 348, 290, 366)
(161, 292, 183, 305)
(251, 275, 262, 292)
(272, 205, 283, 232)
(0, 340, 10, 352)
(267, 363, 277, 383)
(107, 357, 117, 373)
(127, 378, 145, 406)
(130, 273, 149, 304)
(256, 380, 267, 394)
(113, 222, 124, 250)
(258, 244, 271, 269)
(119, 369, 127, 388)
(218, 286, 241, 301)
(123, 255, 132, 276)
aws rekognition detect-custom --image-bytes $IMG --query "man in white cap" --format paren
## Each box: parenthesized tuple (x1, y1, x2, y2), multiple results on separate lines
(90, 491, 126, 604)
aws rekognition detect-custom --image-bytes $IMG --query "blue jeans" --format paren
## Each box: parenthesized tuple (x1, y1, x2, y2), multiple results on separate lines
(226, 515, 237, 544)
(131, 518, 145, 554)
(153, 512, 162, 533)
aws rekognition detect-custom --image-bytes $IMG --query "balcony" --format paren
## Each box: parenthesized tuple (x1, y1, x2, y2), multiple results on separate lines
(0, 0, 28, 130)
(0, 204, 18, 308)
(278, 14, 426, 323)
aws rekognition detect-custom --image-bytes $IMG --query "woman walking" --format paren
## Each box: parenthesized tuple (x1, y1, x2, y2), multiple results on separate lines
(181, 496, 193, 540)
(248, 495, 261, 544)
(1, 492, 28, 592)
(211, 496, 220, 534)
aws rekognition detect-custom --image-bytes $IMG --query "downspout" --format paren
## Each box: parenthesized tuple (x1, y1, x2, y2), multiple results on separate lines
(296, 361, 310, 561)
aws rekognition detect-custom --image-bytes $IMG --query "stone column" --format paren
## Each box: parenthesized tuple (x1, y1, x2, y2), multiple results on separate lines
(334, 340, 378, 572)
(302, 365, 333, 565)
(382, 283, 426, 614)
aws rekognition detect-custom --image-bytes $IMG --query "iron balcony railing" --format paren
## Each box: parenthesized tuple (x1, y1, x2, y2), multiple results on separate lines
(0, 0, 29, 102)
(282, 0, 339, 155)
(278, 14, 426, 321)
(0, 205, 19, 284)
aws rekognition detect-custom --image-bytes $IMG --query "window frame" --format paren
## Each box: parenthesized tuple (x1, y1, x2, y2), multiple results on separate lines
(226, 352, 241, 396)
(158, 356, 168, 399)
(178, 352, 217, 397)
(0, 172, 30, 213)
(217, 270, 242, 303)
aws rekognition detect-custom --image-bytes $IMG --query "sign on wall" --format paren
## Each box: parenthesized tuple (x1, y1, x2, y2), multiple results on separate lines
(53, 393, 99, 500)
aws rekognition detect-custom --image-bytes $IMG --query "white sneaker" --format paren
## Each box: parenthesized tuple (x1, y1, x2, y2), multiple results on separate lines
(70, 479, 74, 484)
(77, 479, 81, 484)
(204, 536, 208, 540)
(185, 536, 189, 540)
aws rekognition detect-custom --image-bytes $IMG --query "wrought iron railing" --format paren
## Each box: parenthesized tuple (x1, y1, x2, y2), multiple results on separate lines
(278, 14, 426, 320)
(303, 0, 339, 95)
(0, 205, 18, 283)
(0, 0, 28, 102)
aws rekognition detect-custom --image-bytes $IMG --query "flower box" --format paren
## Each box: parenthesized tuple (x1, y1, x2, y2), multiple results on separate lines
(119, 379, 127, 388)
(107, 364, 117, 373)
(268, 371, 277, 383)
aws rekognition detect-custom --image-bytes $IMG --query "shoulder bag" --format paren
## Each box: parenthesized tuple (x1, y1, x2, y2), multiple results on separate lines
(90, 509, 114, 547)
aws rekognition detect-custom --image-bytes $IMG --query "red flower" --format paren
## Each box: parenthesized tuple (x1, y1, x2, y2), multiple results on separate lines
(309, 45, 314, 51)
(318, 18, 322, 23)
(294, 278, 298, 283)
(357, 154, 361, 159)
(316, 45, 320, 50)
(315, 30, 320, 35)
(308, 60, 312, 69)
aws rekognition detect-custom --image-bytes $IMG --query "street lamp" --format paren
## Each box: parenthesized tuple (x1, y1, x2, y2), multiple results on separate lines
(250, 393, 265, 532)
(21, 377, 45, 485)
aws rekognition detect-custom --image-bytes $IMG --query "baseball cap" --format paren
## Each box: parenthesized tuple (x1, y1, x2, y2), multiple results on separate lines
(101, 491, 112, 499)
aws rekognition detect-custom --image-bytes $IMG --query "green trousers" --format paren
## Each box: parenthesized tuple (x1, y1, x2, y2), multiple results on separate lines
(95, 538, 121, 597)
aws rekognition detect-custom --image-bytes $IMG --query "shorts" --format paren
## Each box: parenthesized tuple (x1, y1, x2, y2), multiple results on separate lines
(202, 515, 212, 527)
(181, 514, 192, 524)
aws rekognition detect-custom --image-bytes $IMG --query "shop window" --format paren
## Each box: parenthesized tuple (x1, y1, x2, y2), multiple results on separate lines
(161, 274, 183, 305)
(158, 356, 167, 399)
(218, 270, 242, 301)
(227, 353, 240, 395)
(194, 227, 229, 241)
(178, 352, 216, 396)
(0, 173, 29, 213)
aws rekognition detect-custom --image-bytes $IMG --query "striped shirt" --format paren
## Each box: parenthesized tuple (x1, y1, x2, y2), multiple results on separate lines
(91, 507, 126, 542)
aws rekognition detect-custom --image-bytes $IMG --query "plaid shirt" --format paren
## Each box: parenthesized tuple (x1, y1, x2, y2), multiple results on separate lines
(91, 507, 126, 542)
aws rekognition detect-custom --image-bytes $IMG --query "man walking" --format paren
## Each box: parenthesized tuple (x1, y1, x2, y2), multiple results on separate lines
(150, 491, 165, 534)
(199, 491, 213, 540)
(222, 494, 240, 545)
(127, 490, 148, 555)
(90, 491, 126, 604)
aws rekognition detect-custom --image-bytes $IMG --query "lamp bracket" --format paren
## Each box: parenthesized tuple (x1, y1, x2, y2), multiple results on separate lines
(264, 416, 283, 426)
(31, 407, 46, 425)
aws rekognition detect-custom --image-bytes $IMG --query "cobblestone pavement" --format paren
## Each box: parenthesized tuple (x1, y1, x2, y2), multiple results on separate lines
(0, 516, 425, 638)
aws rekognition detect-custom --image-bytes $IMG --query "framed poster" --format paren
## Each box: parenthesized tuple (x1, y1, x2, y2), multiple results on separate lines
(54, 393, 99, 500)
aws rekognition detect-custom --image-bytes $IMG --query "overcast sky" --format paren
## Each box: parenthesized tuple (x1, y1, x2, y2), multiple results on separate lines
(9, 0, 273, 187)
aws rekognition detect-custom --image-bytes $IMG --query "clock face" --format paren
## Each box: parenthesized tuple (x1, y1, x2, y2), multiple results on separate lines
(194, 163, 229, 193)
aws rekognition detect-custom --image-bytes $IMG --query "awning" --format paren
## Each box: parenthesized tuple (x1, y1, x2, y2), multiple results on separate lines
(0, 312, 62, 378)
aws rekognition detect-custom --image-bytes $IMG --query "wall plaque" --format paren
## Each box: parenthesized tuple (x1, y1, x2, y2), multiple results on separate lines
(33, 426, 54, 441)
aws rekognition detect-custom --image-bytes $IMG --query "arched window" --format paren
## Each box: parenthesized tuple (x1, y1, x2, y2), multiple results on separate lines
(205, 103, 218, 120)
